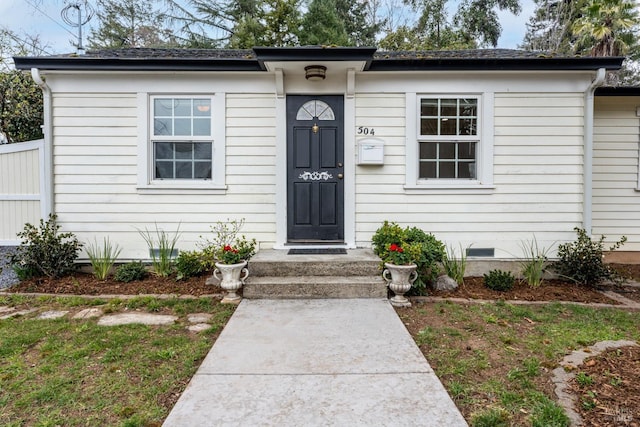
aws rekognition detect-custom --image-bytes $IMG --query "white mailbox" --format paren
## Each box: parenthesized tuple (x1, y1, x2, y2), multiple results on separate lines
(357, 138, 384, 165)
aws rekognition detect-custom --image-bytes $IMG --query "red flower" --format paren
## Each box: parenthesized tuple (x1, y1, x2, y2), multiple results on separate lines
(389, 243, 404, 253)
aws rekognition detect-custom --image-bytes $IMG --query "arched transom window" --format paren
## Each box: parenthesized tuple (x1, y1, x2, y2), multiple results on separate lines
(296, 100, 335, 121)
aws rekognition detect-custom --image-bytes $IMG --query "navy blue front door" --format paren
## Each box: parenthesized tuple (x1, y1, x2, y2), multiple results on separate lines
(287, 95, 344, 242)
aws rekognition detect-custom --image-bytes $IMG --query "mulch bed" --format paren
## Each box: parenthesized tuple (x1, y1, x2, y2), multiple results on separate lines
(569, 345, 640, 427)
(5, 264, 640, 305)
(6, 273, 223, 296)
(428, 277, 624, 305)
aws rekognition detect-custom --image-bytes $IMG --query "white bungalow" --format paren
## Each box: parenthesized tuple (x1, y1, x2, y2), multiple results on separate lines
(8, 47, 638, 261)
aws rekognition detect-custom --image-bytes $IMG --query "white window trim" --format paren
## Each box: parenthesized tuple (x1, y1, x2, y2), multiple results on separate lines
(405, 92, 494, 191)
(137, 93, 226, 194)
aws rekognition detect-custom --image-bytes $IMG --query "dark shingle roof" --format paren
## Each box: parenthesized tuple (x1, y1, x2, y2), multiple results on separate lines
(374, 49, 554, 60)
(82, 48, 256, 59)
(13, 46, 624, 72)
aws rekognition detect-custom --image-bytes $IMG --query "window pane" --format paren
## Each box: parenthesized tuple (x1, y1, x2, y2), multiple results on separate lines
(296, 108, 313, 120)
(173, 143, 192, 159)
(419, 142, 436, 159)
(174, 118, 191, 136)
(154, 118, 172, 136)
(194, 162, 212, 179)
(193, 118, 211, 136)
(194, 143, 212, 159)
(459, 118, 477, 136)
(419, 162, 436, 178)
(439, 143, 455, 159)
(440, 118, 456, 135)
(154, 99, 173, 116)
(460, 99, 477, 116)
(318, 106, 335, 120)
(458, 162, 476, 179)
(441, 99, 457, 116)
(155, 161, 173, 179)
(155, 142, 173, 159)
(174, 99, 191, 116)
(421, 119, 438, 135)
(420, 99, 438, 116)
(193, 99, 211, 117)
(439, 162, 455, 178)
(175, 161, 193, 179)
(459, 142, 476, 159)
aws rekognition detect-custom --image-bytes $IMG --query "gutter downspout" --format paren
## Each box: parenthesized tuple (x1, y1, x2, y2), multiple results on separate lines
(584, 68, 606, 235)
(31, 68, 53, 217)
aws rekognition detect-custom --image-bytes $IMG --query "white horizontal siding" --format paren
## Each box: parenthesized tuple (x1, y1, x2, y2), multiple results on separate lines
(355, 92, 585, 257)
(52, 91, 277, 258)
(592, 96, 640, 250)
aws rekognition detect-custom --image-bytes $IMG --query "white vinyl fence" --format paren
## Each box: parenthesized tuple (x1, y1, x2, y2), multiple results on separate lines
(0, 139, 47, 245)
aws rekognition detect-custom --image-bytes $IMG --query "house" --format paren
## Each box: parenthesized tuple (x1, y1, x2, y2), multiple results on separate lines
(9, 47, 638, 261)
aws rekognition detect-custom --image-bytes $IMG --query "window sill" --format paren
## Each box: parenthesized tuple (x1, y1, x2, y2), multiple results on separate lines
(404, 183, 495, 194)
(137, 184, 227, 195)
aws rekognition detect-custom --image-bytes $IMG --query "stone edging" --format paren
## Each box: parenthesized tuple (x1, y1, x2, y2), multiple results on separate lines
(0, 291, 223, 300)
(551, 340, 639, 427)
(411, 287, 640, 310)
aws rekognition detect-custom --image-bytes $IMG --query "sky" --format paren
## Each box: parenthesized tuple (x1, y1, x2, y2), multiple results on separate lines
(1, 0, 536, 56)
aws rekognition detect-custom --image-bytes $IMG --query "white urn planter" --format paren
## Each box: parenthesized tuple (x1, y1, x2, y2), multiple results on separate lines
(382, 262, 418, 307)
(213, 260, 249, 304)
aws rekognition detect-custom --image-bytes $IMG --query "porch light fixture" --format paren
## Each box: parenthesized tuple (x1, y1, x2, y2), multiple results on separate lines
(305, 65, 327, 81)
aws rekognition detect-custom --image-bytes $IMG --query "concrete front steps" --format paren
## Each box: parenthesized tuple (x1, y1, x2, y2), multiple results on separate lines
(243, 249, 387, 299)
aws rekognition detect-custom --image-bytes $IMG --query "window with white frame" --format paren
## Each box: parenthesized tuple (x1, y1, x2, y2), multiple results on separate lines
(151, 97, 213, 180)
(418, 97, 479, 180)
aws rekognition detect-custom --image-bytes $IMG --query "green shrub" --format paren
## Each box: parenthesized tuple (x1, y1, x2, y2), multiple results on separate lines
(483, 269, 515, 291)
(552, 228, 626, 287)
(114, 262, 148, 283)
(372, 221, 445, 295)
(199, 218, 257, 265)
(175, 250, 206, 280)
(442, 244, 468, 285)
(86, 237, 122, 280)
(520, 237, 550, 288)
(10, 214, 82, 279)
(138, 223, 181, 277)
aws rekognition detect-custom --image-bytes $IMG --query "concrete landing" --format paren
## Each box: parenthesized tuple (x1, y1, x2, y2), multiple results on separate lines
(163, 299, 467, 426)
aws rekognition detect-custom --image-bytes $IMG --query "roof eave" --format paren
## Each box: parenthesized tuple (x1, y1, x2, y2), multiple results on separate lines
(367, 57, 625, 71)
(253, 46, 377, 69)
(595, 86, 640, 96)
(12, 56, 264, 72)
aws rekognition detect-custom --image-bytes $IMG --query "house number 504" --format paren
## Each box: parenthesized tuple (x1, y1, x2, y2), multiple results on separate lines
(357, 127, 375, 136)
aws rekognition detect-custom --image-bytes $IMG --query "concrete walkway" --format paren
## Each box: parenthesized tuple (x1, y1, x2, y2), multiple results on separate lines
(163, 298, 468, 426)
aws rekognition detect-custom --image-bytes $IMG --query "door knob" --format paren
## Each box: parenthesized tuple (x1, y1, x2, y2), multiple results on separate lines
(338, 162, 343, 167)
(338, 173, 344, 179)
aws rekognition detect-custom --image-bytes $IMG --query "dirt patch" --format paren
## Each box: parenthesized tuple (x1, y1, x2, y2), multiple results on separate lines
(569, 346, 640, 427)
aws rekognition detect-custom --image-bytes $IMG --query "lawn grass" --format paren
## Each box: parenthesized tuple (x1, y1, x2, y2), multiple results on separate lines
(398, 301, 640, 427)
(0, 295, 235, 426)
